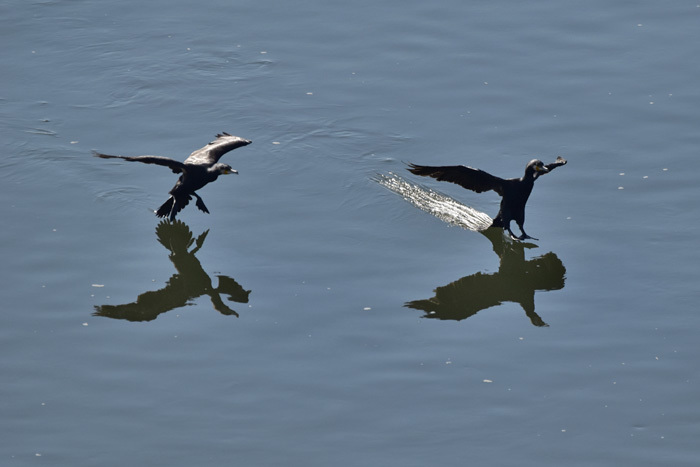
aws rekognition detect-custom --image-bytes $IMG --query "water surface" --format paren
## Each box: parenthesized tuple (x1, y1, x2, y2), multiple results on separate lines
(2, 0, 700, 466)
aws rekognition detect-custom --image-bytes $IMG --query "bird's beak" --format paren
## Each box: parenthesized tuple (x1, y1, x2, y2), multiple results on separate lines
(224, 169, 238, 175)
(536, 165, 549, 173)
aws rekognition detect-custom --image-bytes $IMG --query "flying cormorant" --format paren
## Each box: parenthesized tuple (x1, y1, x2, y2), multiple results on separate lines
(95, 132, 251, 221)
(407, 156, 567, 240)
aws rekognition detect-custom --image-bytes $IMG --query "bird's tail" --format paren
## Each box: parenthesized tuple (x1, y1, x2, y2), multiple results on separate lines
(156, 195, 191, 220)
(155, 197, 174, 219)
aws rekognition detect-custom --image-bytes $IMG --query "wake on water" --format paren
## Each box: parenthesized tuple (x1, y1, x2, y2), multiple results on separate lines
(375, 173, 493, 232)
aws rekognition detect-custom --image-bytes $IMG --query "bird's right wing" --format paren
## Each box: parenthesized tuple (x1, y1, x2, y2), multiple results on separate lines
(93, 152, 186, 174)
(544, 156, 567, 172)
(407, 163, 504, 195)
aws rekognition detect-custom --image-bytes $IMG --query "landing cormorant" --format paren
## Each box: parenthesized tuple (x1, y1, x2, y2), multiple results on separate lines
(407, 157, 567, 240)
(95, 132, 251, 221)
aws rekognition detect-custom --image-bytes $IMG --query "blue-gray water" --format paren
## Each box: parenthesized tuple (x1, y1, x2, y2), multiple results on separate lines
(3, 1, 700, 465)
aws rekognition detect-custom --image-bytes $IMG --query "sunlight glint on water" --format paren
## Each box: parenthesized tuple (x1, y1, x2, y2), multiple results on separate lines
(376, 173, 493, 231)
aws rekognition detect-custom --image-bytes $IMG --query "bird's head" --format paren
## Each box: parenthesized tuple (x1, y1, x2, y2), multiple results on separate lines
(213, 163, 238, 175)
(526, 159, 549, 179)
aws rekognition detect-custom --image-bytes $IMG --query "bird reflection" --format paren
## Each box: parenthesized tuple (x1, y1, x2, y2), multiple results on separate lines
(94, 220, 250, 321)
(405, 227, 565, 326)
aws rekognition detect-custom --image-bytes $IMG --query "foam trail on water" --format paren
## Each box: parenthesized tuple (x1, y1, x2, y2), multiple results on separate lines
(376, 173, 493, 232)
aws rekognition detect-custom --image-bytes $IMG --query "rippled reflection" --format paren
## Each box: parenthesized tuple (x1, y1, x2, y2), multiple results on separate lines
(94, 220, 250, 321)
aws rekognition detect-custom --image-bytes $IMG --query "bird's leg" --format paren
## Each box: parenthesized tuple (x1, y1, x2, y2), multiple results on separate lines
(502, 220, 520, 241)
(193, 193, 210, 214)
(168, 199, 180, 222)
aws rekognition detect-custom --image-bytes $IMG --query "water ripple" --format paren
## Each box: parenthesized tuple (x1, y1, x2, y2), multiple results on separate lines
(375, 172, 492, 232)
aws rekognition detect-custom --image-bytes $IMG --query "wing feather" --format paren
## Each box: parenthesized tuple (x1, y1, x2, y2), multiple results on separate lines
(407, 163, 504, 195)
(93, 151, 186, 174)
(184, 132, 252, 166)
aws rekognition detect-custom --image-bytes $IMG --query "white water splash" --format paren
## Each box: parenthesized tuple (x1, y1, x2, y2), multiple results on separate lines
(376, 173, 493, 232)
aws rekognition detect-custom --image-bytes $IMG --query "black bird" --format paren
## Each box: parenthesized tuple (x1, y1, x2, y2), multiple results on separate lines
(95, 132, 251, 221)
(407, 157, 567, 240)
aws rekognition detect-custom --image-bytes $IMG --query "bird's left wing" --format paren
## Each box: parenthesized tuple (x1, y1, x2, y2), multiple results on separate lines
(184, 132, 252, 165)
(93, 152, 186, 174)
(407, 163, 505, 195)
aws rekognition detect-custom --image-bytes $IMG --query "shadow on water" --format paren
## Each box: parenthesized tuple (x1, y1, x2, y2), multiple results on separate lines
(376, 173, 565, 327)
(94, 220, 250, 322)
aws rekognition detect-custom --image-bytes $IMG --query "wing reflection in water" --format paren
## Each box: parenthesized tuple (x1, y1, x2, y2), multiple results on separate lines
(94, 220, 250, 322)
(377, 173, 565, 326)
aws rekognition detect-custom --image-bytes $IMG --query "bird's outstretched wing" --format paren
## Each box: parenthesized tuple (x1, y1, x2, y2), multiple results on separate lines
(407, 163, 505, 196)
(93, 151, 186, 174)
(544, 156, 567, 172)
(184, 132, 252, 166)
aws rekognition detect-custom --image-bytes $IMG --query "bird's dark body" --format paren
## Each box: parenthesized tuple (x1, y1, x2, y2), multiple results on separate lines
(95, 132, 251, 221)
(155, 164, 225, 219)
(408, 157, 567, 240)
(490, 176, 535, 230)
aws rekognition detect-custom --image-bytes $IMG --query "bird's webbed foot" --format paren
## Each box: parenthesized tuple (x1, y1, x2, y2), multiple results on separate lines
(517, 231, 538, 241)
(193, 193, 210, 214)
(505, 226, 538, 242)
